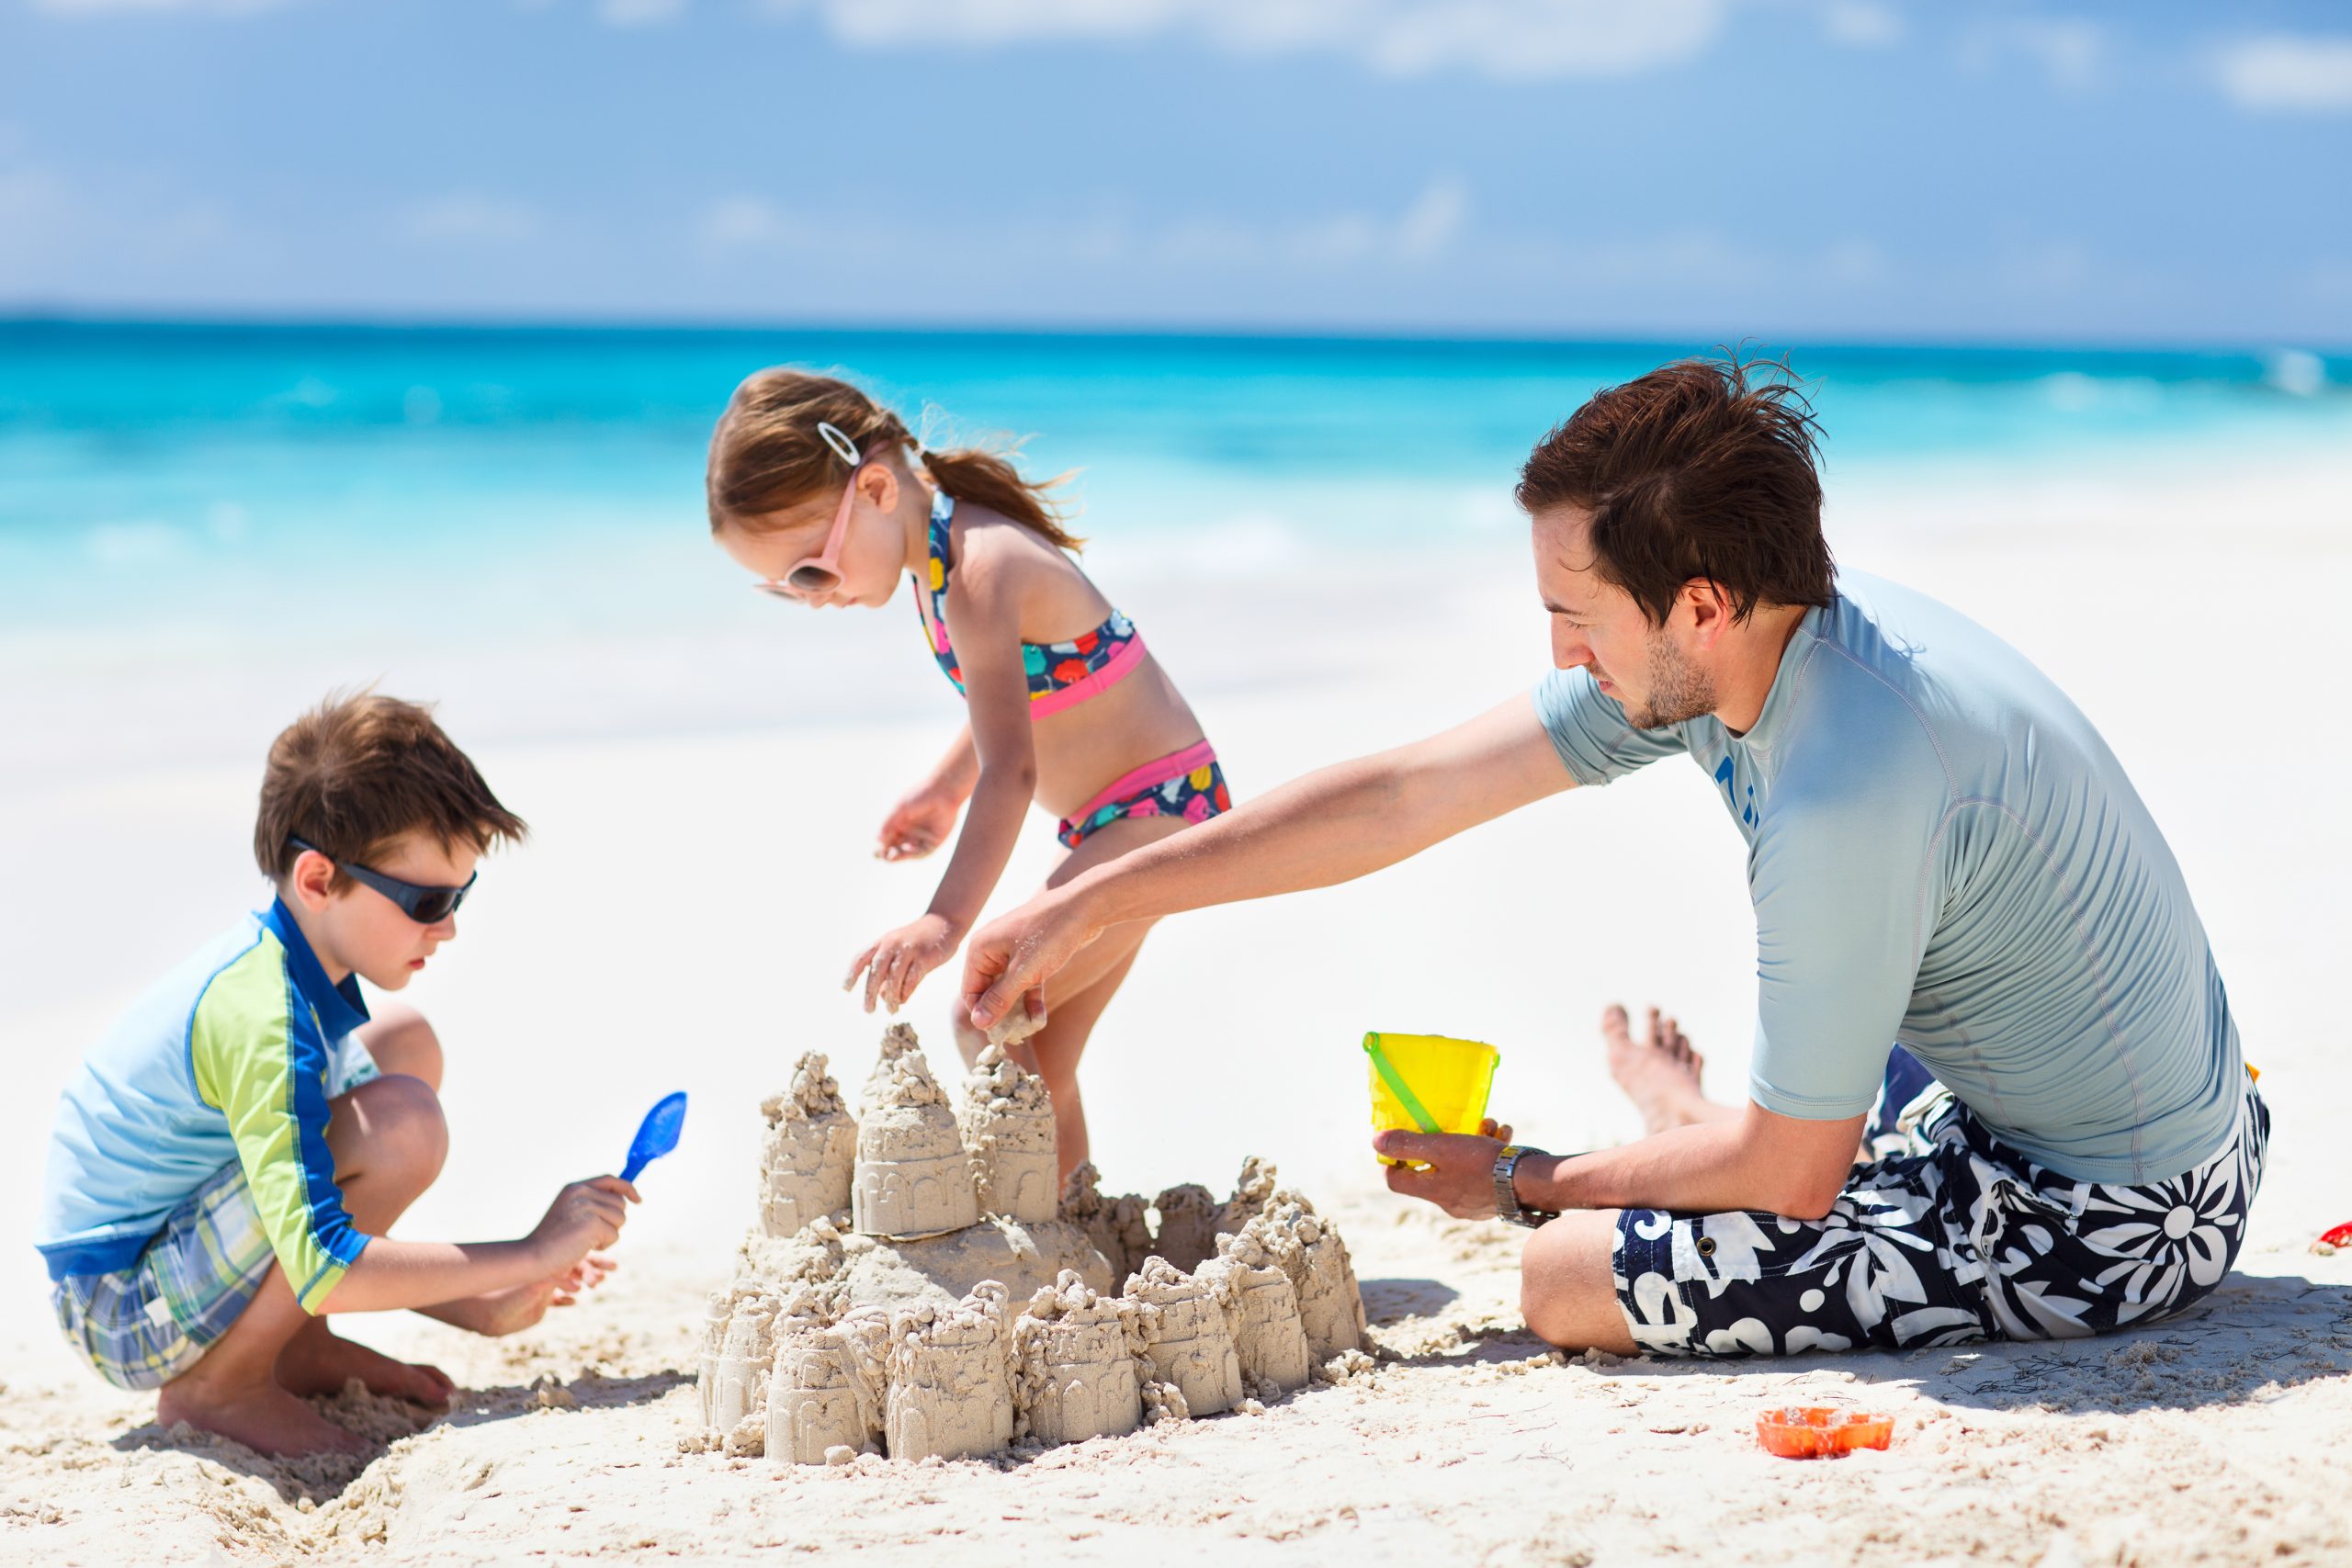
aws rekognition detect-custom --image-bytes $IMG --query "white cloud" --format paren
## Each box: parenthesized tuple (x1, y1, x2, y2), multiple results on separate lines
(1820, 0, 1900, 50)
(1962, 16, 2105, 92)
(760, 0, 1724, 81)
(396, 194, 540, 245)
(2214, 35, 2352, 115)
(698, 195, 811, 252)
(599, 0, 686, 25)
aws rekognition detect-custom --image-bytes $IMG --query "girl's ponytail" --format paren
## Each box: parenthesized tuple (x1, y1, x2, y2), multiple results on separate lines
(919, 446, 1084, 553)
(708, 367, 1082, 553)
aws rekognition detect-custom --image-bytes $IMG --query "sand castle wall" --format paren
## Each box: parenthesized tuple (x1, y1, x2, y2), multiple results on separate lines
(697, 1027, 1363, 1465)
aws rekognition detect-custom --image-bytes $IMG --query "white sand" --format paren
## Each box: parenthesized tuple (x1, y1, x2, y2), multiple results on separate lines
(3, 450, 2350, 1563)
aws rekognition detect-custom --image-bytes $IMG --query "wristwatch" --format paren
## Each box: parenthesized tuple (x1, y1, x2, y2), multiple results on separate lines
(1492, 1145, 1561, 1228)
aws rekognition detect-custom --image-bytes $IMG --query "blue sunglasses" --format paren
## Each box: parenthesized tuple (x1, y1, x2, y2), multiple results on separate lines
(287, 836, 477, 924)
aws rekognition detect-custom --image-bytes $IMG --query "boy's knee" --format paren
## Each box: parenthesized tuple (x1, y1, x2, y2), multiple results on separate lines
(353, 1073, 449, 1183)
(362, 1005, 444, 1091)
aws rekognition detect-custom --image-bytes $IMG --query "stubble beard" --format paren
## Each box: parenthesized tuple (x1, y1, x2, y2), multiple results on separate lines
(1623, 631, 1716, 730)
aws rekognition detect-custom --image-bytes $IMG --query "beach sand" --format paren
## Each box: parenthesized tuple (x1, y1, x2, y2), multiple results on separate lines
(3, 451, 2348, 1564)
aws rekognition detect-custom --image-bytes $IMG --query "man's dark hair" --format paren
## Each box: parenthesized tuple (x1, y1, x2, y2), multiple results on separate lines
(254, 690, 526, 885)
(1515, 355, 1835, 626)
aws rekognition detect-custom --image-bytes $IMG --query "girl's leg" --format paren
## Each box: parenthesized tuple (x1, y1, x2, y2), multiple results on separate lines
(1011, 814, 1190, 1179)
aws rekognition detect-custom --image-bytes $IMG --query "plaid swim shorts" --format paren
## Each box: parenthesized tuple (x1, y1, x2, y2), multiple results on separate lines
(1611, 1072, 2269, 1358)
(50, 1157, 279, 1391)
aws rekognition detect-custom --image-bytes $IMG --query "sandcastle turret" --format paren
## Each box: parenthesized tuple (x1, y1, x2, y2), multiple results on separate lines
(961, 1044, 1059, 1224)
(1059, 1163, 1153, 1283)
(766, 1302, 888, 1464)
(1203, 1218, 1312, 1393)
(853, 1025, 980, 1239)
(758, 1054, 857, 1236)
(1014, 1270, 1144, 1445)
(1254, 1194, 1366, 1361)
(1125, 1256, 1243, 1416)
(884, 1283, 1015, 1461)
(698, 1288, 784, 1442)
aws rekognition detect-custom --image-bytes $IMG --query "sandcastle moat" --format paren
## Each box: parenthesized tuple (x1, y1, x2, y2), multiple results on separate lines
(689, 1024, 1366, 1463)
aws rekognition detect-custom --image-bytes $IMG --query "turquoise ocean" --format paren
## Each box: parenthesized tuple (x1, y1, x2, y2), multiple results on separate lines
(5, 321, 2348, 773)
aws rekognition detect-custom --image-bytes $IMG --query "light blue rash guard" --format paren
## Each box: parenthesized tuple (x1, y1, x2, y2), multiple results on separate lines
(1535, 572, 2242, 1184)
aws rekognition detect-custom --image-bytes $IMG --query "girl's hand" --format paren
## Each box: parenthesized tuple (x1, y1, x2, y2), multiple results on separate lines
(846, 913, 965, 1013)
(876, 784, 964, 863)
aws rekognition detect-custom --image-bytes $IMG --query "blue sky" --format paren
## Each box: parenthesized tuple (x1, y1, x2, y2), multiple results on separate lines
(2, 0, 2348, 344)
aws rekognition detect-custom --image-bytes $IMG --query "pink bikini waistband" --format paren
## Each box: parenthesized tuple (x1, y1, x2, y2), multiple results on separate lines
(1026, 633, 1148, 718)
(1065, 739, 1219, 825)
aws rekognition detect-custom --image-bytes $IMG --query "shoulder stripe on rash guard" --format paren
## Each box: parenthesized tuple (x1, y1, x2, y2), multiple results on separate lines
(187, 933, 370, 1313)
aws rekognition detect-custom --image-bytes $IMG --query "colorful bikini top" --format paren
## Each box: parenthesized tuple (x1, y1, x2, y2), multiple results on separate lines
(913, 490, 1146, 718)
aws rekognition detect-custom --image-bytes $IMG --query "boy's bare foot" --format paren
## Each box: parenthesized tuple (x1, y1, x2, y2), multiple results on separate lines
(1602, 1004, 1729, 1134)
(276, 1321, 454, 1407)
(156, 1376, 368, 1459)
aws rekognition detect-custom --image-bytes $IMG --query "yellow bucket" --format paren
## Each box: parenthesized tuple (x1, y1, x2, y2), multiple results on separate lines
(1364, 1032, 1499, 1168)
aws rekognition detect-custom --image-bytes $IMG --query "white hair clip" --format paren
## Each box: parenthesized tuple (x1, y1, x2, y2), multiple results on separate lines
(815, 421, 862, 468)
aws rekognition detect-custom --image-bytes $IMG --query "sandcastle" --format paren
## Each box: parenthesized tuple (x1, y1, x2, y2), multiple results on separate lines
(691, 1024, 1366, 1463)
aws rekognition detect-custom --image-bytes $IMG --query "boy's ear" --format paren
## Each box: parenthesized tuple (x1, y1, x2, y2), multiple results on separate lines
(285, 849, 338, 912)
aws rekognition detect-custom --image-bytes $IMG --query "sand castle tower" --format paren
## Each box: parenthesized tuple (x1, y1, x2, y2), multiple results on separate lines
(1202, 1219, 1313, 1393)
(698, 1289, 784, 1440)
(884, 1284, 1015, 1461)
(757, 1054, 856, 1237)
(961, 1044, 1058, 1225)
(1126, 1256, 1244, 1416)
(764, 1303, 888, 1464)
(1014, 1270, 1144, 1445)
(1255, 1195, 1366, 1361)
(853, 1024, 981, 1239)
(1149, 1182, 1223, 1273)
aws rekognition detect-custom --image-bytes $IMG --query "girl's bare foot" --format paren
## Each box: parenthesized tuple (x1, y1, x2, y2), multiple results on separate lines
(276, 1321, 454, 1407)
(156, 1376, 368, 1459)
(1601, 1004, 1728, 1134)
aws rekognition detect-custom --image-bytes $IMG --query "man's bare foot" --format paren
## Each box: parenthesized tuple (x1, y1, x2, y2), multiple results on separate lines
(1602, 1004, 1729, 1134)
(156, 1376, 368, 1459)
(276, 1322, 454, 1407)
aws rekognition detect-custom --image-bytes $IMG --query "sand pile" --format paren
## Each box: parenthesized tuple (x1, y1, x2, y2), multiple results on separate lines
(689, 1025, 1364, 1462)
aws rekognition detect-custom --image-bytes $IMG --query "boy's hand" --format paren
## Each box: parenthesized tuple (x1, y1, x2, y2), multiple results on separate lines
(876, 785, 963, 863)
(548, 1251, 618, 1307)
(528, 1177, 639, 1269)
(846, 913, 963, 1014)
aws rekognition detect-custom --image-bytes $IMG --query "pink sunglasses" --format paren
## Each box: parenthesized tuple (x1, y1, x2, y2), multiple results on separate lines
(755, 422, 865, 601)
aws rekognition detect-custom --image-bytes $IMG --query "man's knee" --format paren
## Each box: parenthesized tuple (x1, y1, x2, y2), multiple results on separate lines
(342, 1073, 449, 1186)
(1520, 1209, 1634, 1352)
(361, 1004, 445, 1091)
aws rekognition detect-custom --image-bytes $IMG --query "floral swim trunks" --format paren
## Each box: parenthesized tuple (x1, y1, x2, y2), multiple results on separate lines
(1612, 1067, 2270, 1357)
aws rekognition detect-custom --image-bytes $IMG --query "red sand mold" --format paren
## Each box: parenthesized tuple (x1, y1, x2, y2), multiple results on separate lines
(1755, 1406, 1895, 1459)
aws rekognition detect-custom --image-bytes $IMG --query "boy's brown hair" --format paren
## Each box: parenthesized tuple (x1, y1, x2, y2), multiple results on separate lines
(1516, 354, 1835, 626)
(254, 692, 527, 885)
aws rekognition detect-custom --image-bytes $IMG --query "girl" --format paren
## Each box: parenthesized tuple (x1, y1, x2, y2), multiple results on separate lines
(705, 370, 1230, 1176)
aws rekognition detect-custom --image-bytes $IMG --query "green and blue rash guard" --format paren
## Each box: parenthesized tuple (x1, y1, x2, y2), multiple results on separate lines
(1534, 571, 2244, 1186)
(37, 900, 376, 1313)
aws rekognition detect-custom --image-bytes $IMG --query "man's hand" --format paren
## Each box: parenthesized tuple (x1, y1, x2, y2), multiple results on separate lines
(1374, 1118, 1517, 1220)
(960, 886, 1100, 1035)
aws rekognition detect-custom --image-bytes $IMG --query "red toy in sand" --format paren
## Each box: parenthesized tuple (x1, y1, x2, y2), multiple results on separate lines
(1755, 1406, 1895, 1459)
(2322, 1222, 2352, 1249)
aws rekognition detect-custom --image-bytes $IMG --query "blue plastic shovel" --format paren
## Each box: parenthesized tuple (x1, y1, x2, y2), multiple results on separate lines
(619, 1091, 687, 1184)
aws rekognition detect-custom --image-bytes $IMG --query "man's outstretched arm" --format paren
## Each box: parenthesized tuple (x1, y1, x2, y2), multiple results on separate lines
(962, 693, 1574, 1030)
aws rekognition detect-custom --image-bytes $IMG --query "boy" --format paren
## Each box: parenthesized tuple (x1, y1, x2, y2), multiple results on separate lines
(35, 693, 635, 1458)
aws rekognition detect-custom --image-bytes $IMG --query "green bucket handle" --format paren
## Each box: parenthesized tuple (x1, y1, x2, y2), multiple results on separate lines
(1363, 1032, 1441, 1134)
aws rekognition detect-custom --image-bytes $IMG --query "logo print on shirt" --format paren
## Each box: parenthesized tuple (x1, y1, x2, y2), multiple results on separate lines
(1713, 756, 1758, 830)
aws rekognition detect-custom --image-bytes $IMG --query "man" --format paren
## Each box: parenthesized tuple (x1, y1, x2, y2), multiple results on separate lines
(959, 356, 2266, 1359)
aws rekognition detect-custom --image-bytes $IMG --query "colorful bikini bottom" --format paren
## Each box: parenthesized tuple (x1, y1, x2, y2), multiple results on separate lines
(1057, 739, 1232, 850)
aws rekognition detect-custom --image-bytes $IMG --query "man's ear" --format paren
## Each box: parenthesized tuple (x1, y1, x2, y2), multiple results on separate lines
(1683, 578, 1736, 649)
(285, 850, 337, 913)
